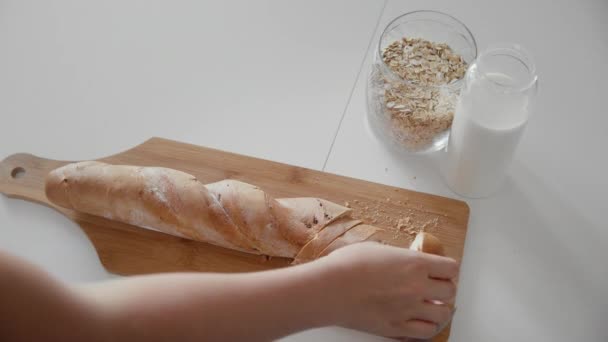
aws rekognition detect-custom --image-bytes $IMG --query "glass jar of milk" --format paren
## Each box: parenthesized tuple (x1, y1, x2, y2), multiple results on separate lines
(442, 44, 538, 198)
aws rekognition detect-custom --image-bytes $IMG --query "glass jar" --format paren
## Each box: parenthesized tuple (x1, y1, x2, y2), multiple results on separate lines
(366, 11, 477, 153)
(442, 44, 538, 197)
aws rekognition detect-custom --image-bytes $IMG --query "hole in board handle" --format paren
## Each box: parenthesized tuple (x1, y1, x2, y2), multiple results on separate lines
(11, 167, 26, 179)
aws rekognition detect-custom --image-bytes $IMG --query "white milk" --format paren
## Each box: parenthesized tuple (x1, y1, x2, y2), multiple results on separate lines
(442, 71, 530, 197)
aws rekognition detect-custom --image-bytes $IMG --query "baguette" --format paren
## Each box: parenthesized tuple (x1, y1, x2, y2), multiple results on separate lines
(293, 218, 361, 264)
(317, 224, 384, 258)
(45, 161, 385, 260)
(409, 232, 445, 256)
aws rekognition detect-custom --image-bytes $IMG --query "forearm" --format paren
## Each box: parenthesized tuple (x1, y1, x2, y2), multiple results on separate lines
(0, 251, 108, 342)
(1, 241, 458, 341)
(80, 261, 339, 341)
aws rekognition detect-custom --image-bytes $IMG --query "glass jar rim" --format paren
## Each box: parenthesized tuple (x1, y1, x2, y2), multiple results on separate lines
(475, 43, 538, 93)
(376, 10, 478, 89)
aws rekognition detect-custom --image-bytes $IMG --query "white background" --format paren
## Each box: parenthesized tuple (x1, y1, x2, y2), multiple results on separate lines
(1, 1, 606, 341)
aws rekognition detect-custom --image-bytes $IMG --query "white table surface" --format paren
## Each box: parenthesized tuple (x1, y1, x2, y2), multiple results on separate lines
(1, 1, 607, 341)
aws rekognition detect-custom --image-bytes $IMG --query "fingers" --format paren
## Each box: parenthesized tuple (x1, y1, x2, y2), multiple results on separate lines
(436, 306, 456, 335)
(423, 278, 457, 302)
(399, 319, 438, 339)
(393, 304, 455, 340)
(423, 254, 459, 280)
(414, 301, 453, 326)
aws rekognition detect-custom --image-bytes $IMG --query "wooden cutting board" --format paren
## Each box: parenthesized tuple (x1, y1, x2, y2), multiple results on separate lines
(0, 137, 468, 340)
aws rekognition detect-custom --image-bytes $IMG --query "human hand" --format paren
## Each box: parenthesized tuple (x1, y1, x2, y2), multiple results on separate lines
(317, 242, 458, 340)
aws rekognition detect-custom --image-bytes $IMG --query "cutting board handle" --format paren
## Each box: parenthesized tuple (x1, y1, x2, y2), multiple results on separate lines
(0, 153, 67, 206)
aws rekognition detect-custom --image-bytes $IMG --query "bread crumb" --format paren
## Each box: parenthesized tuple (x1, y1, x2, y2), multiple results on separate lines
(397, 216, 413, 231)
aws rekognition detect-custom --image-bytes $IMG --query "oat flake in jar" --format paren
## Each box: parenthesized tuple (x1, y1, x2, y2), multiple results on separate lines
(366, 10, 477, 153)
